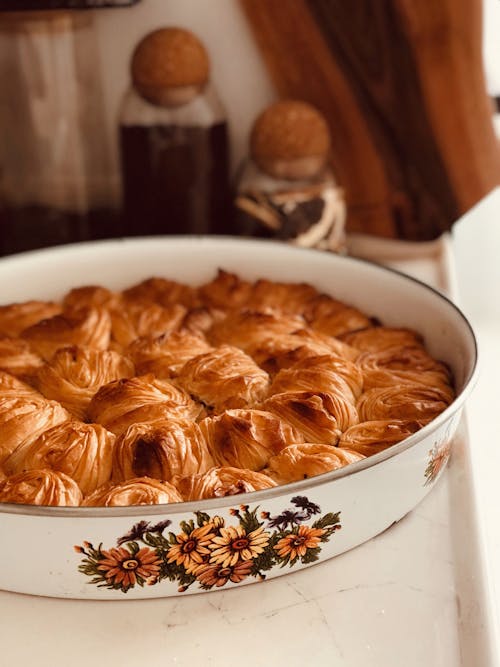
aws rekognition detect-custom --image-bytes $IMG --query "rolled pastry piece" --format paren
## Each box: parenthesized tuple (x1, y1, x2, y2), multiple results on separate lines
(244, 279, 319, 316)
(21, 306, 112, 361)
(35, 345, 135, 421)
(196, 269, 253, 311)
(207, 309, 306, 353)
(338, 419, 424, 456)
(122, 276, 198, 309)
(0, 369, 43, 398)
(356, 345, 453, 394)
(4, 421, 116, 495)
(264, 443, 365, 484)
(199, 409, 305, 471)
(0, 469, 82, 506)
(0, 300, 61, 338)
(82, 476, 183, 506)
(176, 344, 270, 412)
(261, 390, 359, 445)
(62, 285, 120, 311)
(269, 354, 363, 402)
(0, 394, 70, 463)
(174, 466, 277, 501)
(304, 294, 374, 337)
(340, 326, 424, 352)
(113, 419, 214, 482)
(87, 375, 203, 436)
(0, 336, 44, 381)
(251, 328, 358, 375)
(181, 306, 227, 337)
(109, 301, 187, 350)
(126, 330, 213, 379)
(356, 384, 453, 423)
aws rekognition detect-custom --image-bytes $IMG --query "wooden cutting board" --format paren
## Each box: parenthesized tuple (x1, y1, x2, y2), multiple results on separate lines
(240, 0, 500, 240)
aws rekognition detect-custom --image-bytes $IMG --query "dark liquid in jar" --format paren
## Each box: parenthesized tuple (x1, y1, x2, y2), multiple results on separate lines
(119, 122, 232, 236)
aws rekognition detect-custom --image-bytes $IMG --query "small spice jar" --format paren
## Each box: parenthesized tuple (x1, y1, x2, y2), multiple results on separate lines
(119, 27, 232, 237)
(234, 100, 346, 251)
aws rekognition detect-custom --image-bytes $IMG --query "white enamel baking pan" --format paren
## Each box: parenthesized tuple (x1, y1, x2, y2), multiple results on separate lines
(0, 237, 478, 599)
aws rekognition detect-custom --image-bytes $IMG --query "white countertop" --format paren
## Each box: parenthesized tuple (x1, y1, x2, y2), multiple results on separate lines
(1, 194, 500, 666)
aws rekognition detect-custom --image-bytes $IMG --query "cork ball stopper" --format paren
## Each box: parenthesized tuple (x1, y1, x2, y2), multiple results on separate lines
(131, 27, 210, 107)
(250, 100, 331, 180)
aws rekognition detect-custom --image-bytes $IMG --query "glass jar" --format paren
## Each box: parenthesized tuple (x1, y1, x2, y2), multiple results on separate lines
(234, 100, 346, 252)
(118, 27, 232, 237)
(0, 11, 117, 255)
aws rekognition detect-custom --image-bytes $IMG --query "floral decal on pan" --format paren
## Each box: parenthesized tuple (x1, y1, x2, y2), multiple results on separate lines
(424, 441, 452, 486)
(75, 496, 342, 594)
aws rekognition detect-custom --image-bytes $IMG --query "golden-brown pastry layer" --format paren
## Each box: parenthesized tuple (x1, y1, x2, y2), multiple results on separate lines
(176, 344, 270, 412)
(83, 476, 183, 506)
(264, 443, 365, 484)
(0, 469, 82, 506)
(199, 409, 304, 471)
(88, 375, 202, 436)
(113, 419, 214, 482)
(173, 466, 277, 501)
(35, 346, 135, 421)
(0, 270, 456, 506)
(4, 421, 116, 495)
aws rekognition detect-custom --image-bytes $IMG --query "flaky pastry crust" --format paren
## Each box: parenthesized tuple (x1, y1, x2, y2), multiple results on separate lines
(244, 279, 319, 316)
(250, 328, 358, 375)
(340, 326, 424, 352)
(82, 476, 183, 506)
(0, 336, 44, 381)
(264, 443, 364, 484)
(262, 390, 359, 445)
(0, 469, 82, 506)
(176, 344, 270, 412)
(0, 369, 43, 398)
(0, 395, 70, 464)
(35, 346, 135, 420)
(62, 285, 119, 311)
(356, 385, 453, 423)
(127, 330, 212, 379)
(113, 419, 214, 482)
(21, 307, 112, 360)
(122, 277, 198, 308)
(338, 419, 424, 456)
(269, 354, 363, 402)
(173, 466, 277, 501)
(87, 375, 202, 436)
(0, 300, 62, 337)
(304, 294, 373, 337)
(109, 301, 187, 350)
(356, 345, 452, 394)
(199, 409, 304, 471)
(207, 309, 306, 353)
(4, 421, 115, 494)
(196, 269, 253, 311)
(0, 269, 457, 507)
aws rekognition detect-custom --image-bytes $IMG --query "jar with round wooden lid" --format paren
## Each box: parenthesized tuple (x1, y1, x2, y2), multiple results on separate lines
(119, 27, 232, 237)
(234, 100, 346, 251)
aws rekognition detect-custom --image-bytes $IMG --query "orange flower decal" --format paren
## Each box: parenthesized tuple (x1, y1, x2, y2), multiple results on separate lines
(167, 523, 215, 573)
(425, 441, 451, 485)
(76, 499, 342, 593)
(195, 560, 254, 588)
(274, 525, 325, 562)
(97, 546, 161, 590)
(209, 524, 270, 568)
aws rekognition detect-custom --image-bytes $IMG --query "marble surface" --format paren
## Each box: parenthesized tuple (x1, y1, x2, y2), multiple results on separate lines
(1, 228, 498, 666)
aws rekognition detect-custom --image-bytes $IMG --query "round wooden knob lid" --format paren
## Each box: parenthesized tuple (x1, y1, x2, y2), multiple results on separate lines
(250, 100, 331, 180)
(131, 27, 210, 106)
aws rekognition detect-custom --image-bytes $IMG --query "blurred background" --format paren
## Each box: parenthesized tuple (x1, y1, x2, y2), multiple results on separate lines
(0, 0, 499, 254)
